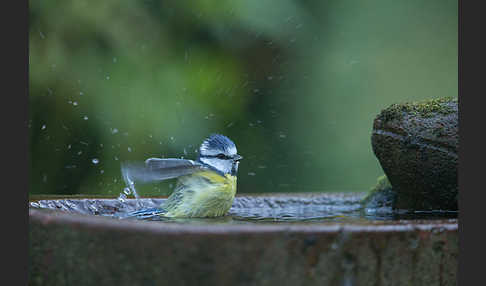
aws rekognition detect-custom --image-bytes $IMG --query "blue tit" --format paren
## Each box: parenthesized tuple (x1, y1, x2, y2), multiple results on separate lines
(121, 134, 242, 218)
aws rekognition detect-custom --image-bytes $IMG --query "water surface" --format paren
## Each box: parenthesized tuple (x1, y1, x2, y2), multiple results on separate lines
(30, 192, 458, 225)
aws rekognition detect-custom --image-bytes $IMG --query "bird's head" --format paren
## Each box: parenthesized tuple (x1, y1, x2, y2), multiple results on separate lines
(198, 134, 242, 175)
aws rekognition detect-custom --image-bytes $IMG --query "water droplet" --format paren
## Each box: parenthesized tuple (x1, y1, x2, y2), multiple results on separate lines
(118, 192, 127, 202)
(83, 116, 89, 120)
(79, 91, 84, 96)
(100, 170, 104, 174)
(248, 172, 256, 176)
(92, 158, 99, 164)
(77, 151, 83, 155)
(127, 147, 132, 152)
(279, 133, 287, 139)
(111, 128, 119, 134)
(106, 75, 110, 80)
(114, 156, 119, 161)
(73, 101, 78, 106)
(41, 125, 46, 130)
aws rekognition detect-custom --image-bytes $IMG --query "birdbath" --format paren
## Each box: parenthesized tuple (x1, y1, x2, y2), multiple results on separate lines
(29, 192, 457, 286)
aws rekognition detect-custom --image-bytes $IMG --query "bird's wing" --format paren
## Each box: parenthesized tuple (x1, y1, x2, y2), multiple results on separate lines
(121, 158, 208, 184)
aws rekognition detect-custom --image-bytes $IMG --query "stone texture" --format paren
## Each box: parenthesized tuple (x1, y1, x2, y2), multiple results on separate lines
(371, 98, 458, 211)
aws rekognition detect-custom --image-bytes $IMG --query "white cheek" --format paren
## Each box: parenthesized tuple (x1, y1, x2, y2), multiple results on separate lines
(200, 158, 232, 174)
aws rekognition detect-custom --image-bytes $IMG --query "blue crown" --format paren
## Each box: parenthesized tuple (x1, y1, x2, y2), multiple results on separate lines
(200, 134, 236, 153)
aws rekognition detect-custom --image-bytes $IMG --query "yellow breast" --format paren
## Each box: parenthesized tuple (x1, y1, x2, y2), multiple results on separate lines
(162, 171, 237, 218)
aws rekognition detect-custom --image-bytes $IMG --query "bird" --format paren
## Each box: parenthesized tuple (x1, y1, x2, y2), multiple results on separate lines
(120, 134, 242, 218)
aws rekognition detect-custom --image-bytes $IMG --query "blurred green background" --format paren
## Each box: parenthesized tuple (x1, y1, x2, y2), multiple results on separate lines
(29, 0, 457, 197)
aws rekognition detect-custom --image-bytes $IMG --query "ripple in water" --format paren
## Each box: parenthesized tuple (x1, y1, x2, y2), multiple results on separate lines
(29, 194, 458, 224)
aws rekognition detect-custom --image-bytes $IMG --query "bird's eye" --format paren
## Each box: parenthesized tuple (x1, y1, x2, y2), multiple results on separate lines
(216, 154, 226, 159)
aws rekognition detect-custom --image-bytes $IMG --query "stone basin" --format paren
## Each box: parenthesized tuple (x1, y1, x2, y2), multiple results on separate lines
(29, 193, 458, 286)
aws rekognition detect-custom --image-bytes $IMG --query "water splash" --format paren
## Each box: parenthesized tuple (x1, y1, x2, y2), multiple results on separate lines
(119, 163, 141, 208)
(31, 194, 458, 223)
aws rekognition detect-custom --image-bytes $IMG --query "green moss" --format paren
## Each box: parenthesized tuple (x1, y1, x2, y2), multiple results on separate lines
(366, 175, 391, 197)
(377, 97, 457, 122)
(361, 175, 396, 208)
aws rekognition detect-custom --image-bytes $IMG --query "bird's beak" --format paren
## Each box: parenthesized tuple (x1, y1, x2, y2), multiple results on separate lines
(233, 154, 243, 161)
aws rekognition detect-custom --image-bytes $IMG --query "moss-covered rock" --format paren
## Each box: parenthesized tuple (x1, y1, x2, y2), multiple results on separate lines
(371, 97, 458, 211)
(361, 175, 396, 209)
(377, 97, 457, 122)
